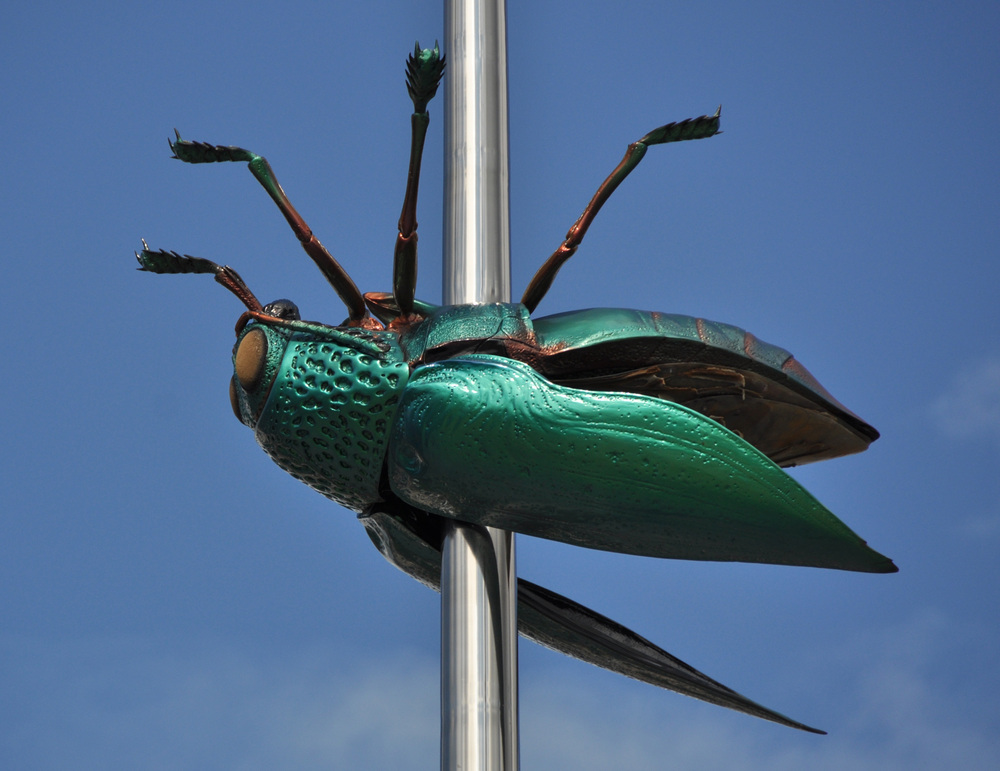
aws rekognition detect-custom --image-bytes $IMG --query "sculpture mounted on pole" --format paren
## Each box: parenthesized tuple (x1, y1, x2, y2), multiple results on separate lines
(136, 44, 895, 735)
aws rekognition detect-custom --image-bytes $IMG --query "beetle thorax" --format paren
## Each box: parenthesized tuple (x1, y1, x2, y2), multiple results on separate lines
(233, 323, 410, 512)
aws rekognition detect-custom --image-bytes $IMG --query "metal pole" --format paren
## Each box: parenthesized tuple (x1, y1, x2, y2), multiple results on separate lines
(441, 1, 517, 769)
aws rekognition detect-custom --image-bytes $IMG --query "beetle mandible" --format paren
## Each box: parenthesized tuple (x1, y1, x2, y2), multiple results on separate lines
(137, 44, 894, 732)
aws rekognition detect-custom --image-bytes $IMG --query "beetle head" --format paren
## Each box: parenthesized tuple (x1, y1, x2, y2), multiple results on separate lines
(227, 302, 411, 512)
(135, 245, 403, 429)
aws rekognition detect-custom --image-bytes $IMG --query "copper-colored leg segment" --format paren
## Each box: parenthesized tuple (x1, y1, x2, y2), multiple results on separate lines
(170, 132, 370, 324)
(520, 109, 721, 313)
(392, 45, 445, 319)
(393, 111, 431, 318)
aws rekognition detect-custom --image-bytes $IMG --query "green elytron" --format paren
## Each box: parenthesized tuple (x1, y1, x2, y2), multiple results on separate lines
(138, 44, 894, 733)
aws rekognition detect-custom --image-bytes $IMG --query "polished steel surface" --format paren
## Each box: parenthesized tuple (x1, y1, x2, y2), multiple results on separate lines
(442, 1, 518, 769)
(441, 525, 517, 769)
(443, 0, 511, 306)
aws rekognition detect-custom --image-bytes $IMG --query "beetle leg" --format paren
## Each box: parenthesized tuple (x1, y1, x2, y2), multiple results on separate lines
(135, 241, 264, 313)
(169, 131, 371, 325)
(520, 108, 722, 313)
(392, 43, 445, 320)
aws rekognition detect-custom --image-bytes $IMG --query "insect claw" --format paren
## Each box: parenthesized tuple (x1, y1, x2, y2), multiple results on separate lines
(168, 129, 188, 159)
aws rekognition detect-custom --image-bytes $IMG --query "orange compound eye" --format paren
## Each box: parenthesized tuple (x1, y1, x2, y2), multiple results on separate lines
(234, 327, 268, 392)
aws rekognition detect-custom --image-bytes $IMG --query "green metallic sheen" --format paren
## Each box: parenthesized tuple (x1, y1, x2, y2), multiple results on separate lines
(139, 74, 895, 730)
(533, 307, 839, 406)
(231, 324, 292, 425)
(223, 299, 891, 571)
(362, 298, 876, 467)
(397, 302, 533, 359)
(374, 297, 850, 415)
(406, 41, 445, 114)
(528, 307, 877, 466)
(535, 309, 800, 378)
(238, 322, 409, 513)
(386, 354, 892, 573)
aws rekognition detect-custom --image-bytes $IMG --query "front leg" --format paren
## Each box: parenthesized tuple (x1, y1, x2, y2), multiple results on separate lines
(170, 132, 372, 326)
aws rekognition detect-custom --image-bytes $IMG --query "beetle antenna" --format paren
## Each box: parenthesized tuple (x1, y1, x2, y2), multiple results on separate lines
(520, 107, 722, 313)
(168, 131, 372, 326)
(392, 43, 445, 319)
(136, 241, 264, 313)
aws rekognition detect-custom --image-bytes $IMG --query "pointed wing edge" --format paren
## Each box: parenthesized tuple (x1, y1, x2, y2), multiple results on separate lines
(517, 578, 823, 734)
(360, 507, 825, 734)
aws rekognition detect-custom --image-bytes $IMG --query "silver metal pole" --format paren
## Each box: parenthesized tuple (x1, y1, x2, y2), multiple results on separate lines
(441, 1, 518, 769)
(443, 0, 511, 304)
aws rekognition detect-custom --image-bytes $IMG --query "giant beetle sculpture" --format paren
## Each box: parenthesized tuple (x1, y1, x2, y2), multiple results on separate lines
(137, 45, 895, 733)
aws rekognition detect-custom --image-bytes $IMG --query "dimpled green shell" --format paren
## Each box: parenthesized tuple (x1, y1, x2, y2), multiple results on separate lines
(253, 331, 410, 512)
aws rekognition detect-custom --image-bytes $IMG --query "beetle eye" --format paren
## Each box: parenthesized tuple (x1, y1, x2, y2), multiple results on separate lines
(235, 327, 268, 391)
(263, 299, 300, 320)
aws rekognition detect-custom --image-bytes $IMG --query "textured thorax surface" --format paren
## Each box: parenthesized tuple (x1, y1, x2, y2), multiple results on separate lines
(253, 331, 410, 511)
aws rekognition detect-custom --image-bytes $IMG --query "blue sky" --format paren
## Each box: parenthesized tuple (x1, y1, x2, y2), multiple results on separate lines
(3, 1, 998, 767)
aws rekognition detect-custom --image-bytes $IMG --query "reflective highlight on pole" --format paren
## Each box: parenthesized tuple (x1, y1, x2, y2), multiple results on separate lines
(442, 0, 518, 769)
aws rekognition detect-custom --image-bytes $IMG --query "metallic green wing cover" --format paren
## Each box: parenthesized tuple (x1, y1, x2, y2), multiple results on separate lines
(387, 354, 894, 573)
(531, 307, 878, 466)
(387, 301, 878, 467)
